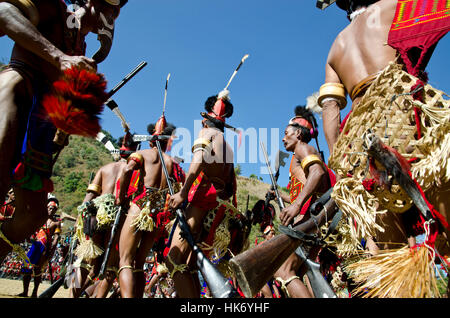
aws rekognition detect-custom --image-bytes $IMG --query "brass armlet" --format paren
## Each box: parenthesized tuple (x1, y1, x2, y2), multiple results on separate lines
(301, 154, 323, 177)
(127, 152, 144, 167)
(87, 184, 101, 195)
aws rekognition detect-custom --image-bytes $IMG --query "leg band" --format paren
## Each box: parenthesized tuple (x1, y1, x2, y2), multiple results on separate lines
(275, 275, 300, 298)
(117, 265, 134, 276)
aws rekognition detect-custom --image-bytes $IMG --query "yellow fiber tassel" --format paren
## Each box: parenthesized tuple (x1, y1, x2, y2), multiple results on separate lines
(332, 178, 386, 247)
(345, 244, 441, 298)
(130, 205, 154, 232)
(412, 123, 450, 191)
(74, 238, 104, 261)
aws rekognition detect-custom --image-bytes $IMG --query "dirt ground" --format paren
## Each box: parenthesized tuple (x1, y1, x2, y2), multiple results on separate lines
(0, 278, 70, 298)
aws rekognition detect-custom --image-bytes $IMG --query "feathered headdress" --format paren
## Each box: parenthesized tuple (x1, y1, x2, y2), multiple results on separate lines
(201, 54, 248, 142)
(42, 66, 108, 138)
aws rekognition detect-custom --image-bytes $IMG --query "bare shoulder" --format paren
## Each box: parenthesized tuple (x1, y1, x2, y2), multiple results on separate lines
(198, 127, 217, 140)
(100, 161, 119, 173)
(294, 143, 319, 162)
(138, 148, 157, 163)
(327, 26, 349, 64)
(49, 219, 61, 230)
(379, 0, 397, 11)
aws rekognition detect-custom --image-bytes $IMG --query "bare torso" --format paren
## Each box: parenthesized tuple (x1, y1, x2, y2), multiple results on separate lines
(100, 160, 127, 194)
(327, 0, 397, 97)
(293, 142, 330, 195)
(136, 148, 173, 190)
(199, 127, 235, 199)
(45, 217, 61, 238)
(10, 0, 90, 81)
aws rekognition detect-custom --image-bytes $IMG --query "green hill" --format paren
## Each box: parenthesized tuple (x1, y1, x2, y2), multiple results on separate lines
(51, 131, 118, 216)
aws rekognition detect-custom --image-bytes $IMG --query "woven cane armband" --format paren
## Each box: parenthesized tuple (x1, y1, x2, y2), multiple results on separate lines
(127, 152, 144, 168)
(192, 138, 212, 154)
(301, 154, 323, 177)
(1, 0, 40, 26)
(87, 183, 101, 195)
(318, 83, 347, 110)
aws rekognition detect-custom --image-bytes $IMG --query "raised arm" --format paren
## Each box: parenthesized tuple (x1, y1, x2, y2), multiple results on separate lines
(0, 2, 96, 71)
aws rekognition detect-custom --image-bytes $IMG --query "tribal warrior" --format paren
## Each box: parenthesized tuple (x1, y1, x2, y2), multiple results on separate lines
(18, 196, 61, 297)
(116, 117, 183, 298)
(0, 0, 127, 263)
(316, 0, 450, 296)
(269, 106, 335, 298)
(168, 91, 247, 298)
(69, 132, 140, 298)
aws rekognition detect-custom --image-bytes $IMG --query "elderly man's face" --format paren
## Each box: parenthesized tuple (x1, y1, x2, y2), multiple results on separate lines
(47, 204, 58, 217)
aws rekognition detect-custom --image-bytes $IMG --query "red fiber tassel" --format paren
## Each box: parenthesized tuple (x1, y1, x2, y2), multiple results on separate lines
(42, 66, 108, 138)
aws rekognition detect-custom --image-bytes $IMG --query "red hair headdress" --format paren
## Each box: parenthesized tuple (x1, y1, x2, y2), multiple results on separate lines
(42, 66, 108, 138)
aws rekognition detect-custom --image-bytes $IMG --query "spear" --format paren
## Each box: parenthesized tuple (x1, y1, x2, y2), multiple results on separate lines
(162, 73, 171, 115)
(105, 61, 148, 131)
(223, 54, 249, 91)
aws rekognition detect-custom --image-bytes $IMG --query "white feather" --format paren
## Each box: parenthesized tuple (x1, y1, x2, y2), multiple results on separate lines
(306, 91, 322, 115)
(218, 89, 230, 101)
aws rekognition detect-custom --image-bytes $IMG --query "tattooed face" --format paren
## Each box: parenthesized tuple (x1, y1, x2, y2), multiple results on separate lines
(91, 0, 121, 63)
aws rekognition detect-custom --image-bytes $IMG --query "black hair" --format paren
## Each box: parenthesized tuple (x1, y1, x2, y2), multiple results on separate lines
(147, 122, 176, 151)
(118, 133, 140, 150)
(204, 95, 234, 118)
(146, 122, 176, 137)
(294, 105, 318, 129)
(287, 123, 312, 144)
(202, 96, 234, 132)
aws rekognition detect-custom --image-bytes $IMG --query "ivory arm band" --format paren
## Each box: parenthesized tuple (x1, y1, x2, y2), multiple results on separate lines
(318, 83, 347, 110)
(192, 138, 212, 154)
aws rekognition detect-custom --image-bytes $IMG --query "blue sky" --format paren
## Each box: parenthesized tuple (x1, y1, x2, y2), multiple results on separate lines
(1, 0, 449, 187)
